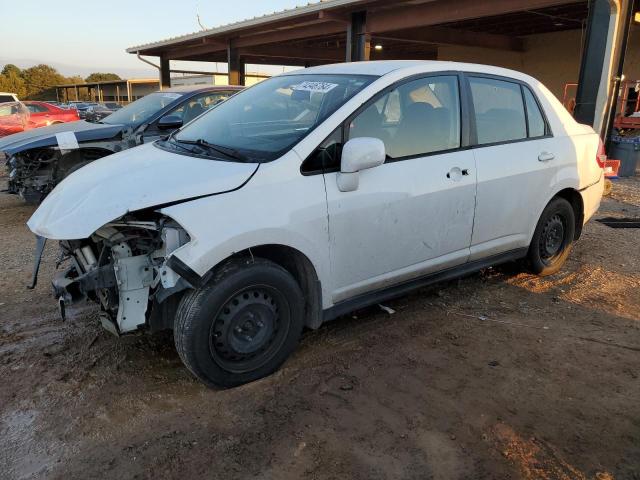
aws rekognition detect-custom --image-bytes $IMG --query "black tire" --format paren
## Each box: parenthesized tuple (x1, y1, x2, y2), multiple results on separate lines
(174, 258, 304, 388)
(527, 197, 576, 276)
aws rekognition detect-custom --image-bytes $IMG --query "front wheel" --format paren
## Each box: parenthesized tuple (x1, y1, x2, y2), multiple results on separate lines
(527, 197, 576, 276)
(174, 258, 305, 388)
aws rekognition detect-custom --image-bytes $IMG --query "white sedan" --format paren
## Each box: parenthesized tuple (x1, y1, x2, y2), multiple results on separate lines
(28, 61, 604, 387)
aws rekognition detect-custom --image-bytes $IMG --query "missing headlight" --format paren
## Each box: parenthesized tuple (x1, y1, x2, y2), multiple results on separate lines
(52, 215, 191, 334)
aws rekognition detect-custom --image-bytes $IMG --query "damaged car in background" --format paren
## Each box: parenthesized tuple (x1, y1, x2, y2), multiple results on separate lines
(0, 101, 30, 138)
(28, 61, 604, 388)
(1, 85, 241, 203)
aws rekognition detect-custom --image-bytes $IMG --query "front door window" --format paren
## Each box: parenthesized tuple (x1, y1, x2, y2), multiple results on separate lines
(348, 75, 461, 159)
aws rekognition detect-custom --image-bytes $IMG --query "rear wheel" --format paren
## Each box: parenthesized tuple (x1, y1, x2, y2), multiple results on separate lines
(527, 197, 576, 276)
(174, 258, 304, 388)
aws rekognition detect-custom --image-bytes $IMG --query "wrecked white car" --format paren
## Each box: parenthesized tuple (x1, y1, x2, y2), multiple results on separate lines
(28, 61, 604, 388)
(2, 86, 241, 203)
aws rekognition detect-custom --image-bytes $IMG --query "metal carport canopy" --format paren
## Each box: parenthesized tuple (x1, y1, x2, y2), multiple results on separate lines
(125, 0, 632, 139)
(126, 0, 579, 68)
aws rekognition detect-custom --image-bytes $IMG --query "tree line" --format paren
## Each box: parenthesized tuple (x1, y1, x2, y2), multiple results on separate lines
(0, 64, 121, 101)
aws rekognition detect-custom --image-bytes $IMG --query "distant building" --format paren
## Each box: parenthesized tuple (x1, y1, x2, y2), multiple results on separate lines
(55, 78, 160, 104)
(55, 72, 271, 105)
(169, 73, 269, 88)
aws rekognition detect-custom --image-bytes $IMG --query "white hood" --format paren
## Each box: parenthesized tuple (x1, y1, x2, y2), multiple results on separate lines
(28, 143, 258, 240)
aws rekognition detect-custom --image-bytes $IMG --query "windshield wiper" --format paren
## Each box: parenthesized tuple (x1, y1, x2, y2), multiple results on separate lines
(166, 138, 199, 155)
(176, 138, 249, 162)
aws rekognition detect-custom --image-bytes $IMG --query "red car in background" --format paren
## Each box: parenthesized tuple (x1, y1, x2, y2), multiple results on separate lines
(0, 102, 30, 138)
(23, 101, 79, 128)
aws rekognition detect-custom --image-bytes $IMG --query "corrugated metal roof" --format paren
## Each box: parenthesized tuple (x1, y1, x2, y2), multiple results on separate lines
(126, 0, 366, 53)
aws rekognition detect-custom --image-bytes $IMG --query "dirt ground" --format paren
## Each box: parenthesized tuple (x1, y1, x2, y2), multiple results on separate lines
(1, 175, 639, 480)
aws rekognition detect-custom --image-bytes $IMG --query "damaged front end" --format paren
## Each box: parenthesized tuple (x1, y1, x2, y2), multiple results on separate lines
(6, 147, 111, 204)
(53, 214, 191, 335)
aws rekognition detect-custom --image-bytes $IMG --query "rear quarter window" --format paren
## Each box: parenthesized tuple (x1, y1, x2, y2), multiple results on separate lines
(523, 86, 547, 138)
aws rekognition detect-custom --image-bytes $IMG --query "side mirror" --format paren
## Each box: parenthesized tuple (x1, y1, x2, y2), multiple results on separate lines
(337, 137, 386, 192)
(157, 115, 183, 130)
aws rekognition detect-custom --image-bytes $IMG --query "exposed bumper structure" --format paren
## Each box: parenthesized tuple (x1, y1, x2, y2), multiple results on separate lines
(51, 218, 190, 334)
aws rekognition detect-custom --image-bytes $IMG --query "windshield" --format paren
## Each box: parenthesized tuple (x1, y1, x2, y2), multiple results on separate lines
(0, 102, 29, 125)
(0, 102, 28, 117)
(103, 91, 183, 126)
(172, 74, 375, 162)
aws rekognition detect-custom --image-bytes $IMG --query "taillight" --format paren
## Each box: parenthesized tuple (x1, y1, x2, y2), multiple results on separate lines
(596, 138, 606, 168)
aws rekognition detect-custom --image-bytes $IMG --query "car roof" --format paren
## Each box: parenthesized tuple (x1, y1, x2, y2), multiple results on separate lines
(161, 85, 245, 94)
(26, 101, 64, 109)
(286, 60, 540, 85)
(287, 60, 426, 77)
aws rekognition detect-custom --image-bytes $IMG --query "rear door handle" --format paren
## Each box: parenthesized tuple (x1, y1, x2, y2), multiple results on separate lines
(446, 167, 470, 180)
(538, 152, 555, 162)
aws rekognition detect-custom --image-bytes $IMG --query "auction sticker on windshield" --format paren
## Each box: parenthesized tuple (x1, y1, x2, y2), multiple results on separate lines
(292, 81, 338, 94)
(55, 131, 79, 150)
(162, 93, 182, 100)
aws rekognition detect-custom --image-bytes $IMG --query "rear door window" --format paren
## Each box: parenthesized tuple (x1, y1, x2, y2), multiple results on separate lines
(469, 77, 527, 145)
(26, 104, 49, 113)
(169, 91, 237, 124)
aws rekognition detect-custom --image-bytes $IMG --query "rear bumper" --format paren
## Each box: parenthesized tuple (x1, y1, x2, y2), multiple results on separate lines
(580, 172, 604, 224)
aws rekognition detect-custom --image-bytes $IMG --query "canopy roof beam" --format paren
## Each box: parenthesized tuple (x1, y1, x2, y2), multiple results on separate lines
(374, 26, 524, 51)
(367, 0, 575, 32)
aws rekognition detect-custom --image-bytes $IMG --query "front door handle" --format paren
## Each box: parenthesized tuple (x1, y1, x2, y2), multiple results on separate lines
(538, 151, 555, 162)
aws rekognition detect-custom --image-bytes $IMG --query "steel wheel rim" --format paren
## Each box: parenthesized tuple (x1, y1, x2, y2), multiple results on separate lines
(539, 213, 566, 264)
(209, 285, 290, 373)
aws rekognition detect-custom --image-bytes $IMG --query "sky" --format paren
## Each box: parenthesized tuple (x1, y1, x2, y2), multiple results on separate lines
(0, 0, 307, 78)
